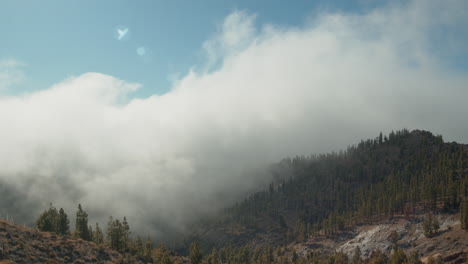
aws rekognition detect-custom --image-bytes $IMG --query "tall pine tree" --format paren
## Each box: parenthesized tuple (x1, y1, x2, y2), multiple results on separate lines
(74, 204, 91, 241)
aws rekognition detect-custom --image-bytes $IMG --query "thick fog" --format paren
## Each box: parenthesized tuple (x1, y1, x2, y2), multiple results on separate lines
(0, 0, 467, 239)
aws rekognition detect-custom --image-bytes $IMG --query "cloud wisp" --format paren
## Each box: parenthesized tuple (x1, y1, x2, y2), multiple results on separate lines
(1, 0, 467, 239)
(0, 59, 25, 91)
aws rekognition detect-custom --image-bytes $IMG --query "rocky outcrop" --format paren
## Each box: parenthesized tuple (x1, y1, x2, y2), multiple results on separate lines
(294, 214, 467, 263)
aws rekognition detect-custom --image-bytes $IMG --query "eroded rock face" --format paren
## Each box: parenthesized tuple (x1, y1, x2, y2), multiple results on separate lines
(336, 214, 466, 259)
(0, 219, 144, 264)
(290, 214, 467, 264)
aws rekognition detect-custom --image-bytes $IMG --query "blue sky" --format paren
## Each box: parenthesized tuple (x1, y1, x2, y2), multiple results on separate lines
(0, 0, 389, 98)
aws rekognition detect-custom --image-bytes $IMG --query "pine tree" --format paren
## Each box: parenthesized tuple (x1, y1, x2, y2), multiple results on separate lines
(36, 203, 59, 233)
(122, 216, 131, 252)
(107, 216, 124, 251)
(93, 223, 104, 245)
(88, 225, 94, 240)
(74, 204, 91, 241)
(57, 208, 70, 235)
(423, 213, 434, 237)
(189, 241, 203, 264)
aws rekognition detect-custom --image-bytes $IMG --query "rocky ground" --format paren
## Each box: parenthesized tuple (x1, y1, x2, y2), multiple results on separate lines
(0, 213, 466, 263)
(0, 219, 145, 264)
(293, 213, 467, 263)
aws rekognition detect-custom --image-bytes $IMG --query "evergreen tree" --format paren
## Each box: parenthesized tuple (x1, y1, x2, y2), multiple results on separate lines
(74, 204, 91, 241)
(36, 203, 59, 233)
(107, 216, 124, 251)
(57, 208, 70, 235)
(122, 216, 131, 252)
(93, 223, 104, 245)
(189, 241, 203, 264)
(423, 213, 435, 237)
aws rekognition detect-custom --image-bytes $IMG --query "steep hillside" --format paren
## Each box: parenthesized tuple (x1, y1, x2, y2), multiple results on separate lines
(188, 130, 468, 261)
(0, 219, 146, 264)
(294, 213, 467, 263)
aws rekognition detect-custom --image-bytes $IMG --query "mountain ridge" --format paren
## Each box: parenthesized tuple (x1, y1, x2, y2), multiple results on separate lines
(184, 129, 468, 262)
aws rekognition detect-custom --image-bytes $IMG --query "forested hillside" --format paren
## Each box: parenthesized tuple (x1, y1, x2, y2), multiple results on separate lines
(191, 130, 468, 252)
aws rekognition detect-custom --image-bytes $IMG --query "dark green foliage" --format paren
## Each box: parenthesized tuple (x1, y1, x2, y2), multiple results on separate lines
(57, 208, 70, 235)
(106, 216, 126, 252)
(189, 241, 203, 264)
(36, 203, 58, 233)
(104, 216, 133, 253)
(36, 203, 69, 235)
(74, 204, 91, 241)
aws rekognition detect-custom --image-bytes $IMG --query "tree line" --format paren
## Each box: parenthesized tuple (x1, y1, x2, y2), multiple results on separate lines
(35, 203, 174, 263)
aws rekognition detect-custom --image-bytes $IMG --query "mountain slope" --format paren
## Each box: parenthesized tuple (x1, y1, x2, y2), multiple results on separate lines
(0, 219, 145, 264)
(190, 130, 468, 257)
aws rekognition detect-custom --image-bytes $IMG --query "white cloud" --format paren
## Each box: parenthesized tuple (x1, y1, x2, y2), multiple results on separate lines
(202, 10, 257, 71)
(0, 59, 25, 91)
(0, 0, 467, 238)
